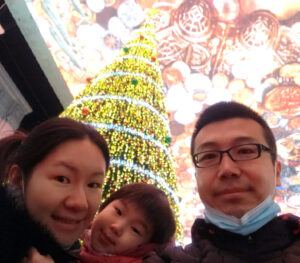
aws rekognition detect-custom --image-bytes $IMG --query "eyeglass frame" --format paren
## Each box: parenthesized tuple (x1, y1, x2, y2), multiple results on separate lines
(192, 143, 274, 168)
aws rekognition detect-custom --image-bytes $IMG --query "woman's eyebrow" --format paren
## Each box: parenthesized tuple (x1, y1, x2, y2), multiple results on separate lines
(54, 161, 77, 172)
(53, 161, 105, 179)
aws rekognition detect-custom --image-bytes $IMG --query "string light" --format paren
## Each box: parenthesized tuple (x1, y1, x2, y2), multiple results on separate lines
(91, 71, 166, 94)
(72, 94, 170, 128)
(86, 121, 172, 157)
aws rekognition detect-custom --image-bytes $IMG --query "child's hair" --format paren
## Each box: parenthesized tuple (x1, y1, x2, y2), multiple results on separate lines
(99, 183, 176, 244)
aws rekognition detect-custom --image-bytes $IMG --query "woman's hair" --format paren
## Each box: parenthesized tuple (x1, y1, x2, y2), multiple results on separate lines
(99, 183, 176, 244)
(0, 131, 27, 184)
(5, 117, 110, 182)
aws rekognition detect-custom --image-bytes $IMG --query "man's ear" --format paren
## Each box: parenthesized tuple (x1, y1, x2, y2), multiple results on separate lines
(275, 161, 281, 187)
(8, 164, 24, 189)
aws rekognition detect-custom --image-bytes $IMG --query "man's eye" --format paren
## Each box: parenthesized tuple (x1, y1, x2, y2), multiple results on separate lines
(237, 147, 256, 154)
(200, 153, 218, 161)
(55, 176, 69, 184)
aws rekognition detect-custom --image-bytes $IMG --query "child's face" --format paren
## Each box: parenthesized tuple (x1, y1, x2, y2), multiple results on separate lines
(90, 199, 153, 254)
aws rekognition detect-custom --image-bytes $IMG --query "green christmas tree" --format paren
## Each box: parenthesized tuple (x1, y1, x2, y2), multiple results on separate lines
(61, 10, 182, 238)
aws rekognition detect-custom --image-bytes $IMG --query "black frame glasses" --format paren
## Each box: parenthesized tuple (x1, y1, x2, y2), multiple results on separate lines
(193, 143, 274, 168)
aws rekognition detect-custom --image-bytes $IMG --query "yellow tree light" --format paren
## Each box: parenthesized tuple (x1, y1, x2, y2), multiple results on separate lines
(61, 9, 183, 240)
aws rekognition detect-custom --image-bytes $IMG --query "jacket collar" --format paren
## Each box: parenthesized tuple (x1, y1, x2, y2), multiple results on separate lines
(192, 214, 300, 254)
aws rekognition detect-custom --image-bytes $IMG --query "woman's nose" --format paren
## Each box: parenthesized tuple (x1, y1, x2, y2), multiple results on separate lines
(65, 186, 88, 211)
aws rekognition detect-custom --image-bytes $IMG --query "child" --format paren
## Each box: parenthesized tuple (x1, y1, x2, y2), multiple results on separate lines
(80, 182, 176, 263)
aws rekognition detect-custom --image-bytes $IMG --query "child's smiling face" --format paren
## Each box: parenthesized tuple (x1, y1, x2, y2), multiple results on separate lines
(90, 199, 153, 254)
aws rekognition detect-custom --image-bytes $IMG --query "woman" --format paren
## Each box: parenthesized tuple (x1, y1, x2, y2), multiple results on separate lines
(0, 117, 110, 263)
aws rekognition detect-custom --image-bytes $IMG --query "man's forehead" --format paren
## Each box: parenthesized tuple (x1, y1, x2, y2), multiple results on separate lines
(194, 118, 266, 149)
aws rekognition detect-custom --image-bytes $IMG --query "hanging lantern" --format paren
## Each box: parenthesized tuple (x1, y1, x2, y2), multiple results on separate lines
(213, 0, 240, 22)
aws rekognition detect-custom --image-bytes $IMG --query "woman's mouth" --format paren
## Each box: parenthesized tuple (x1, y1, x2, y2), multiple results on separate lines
(52, 215, 82, 225)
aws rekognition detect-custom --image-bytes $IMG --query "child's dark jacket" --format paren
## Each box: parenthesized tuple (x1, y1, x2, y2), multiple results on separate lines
(0, 185, 75, 263)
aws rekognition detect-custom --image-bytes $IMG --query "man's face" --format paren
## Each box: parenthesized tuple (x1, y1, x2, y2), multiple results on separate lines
(193, 118, 280, 218)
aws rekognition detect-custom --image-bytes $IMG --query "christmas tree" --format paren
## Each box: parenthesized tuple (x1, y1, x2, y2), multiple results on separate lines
(61, 10, 182, 238)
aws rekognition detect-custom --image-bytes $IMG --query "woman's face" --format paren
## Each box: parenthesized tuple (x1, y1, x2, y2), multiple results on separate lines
(23, 138, 107, 246)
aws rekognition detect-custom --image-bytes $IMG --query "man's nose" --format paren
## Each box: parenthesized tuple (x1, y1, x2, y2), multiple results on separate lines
(217, 153, 241, 178)
(65, 186, 88, 211)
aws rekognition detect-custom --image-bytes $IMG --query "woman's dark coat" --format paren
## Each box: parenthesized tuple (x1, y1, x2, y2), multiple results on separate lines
(0, 185, 75, 263)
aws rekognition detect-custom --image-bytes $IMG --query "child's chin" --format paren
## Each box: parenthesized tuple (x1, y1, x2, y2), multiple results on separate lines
(92, 243, 110, 254)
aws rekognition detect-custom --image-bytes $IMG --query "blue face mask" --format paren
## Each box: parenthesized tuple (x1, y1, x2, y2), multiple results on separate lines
(204, 195, 281, 235)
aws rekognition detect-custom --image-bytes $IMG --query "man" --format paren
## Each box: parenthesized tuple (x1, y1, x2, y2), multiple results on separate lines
(145, 101, 300, 262)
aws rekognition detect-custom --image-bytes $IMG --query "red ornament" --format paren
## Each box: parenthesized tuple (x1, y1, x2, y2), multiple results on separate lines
(151, 57, 156, 62)
(81, 107, 90, 116)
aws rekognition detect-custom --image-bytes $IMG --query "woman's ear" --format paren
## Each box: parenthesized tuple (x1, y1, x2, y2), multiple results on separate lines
(8, 164, 24, 189)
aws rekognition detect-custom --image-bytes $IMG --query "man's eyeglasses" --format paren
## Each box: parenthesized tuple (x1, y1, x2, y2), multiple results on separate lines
(193, 143, 274, 168)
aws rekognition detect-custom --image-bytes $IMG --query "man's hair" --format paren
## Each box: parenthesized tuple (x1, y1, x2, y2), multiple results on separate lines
(99, 183, 176, 244)
(8, 117, 110, 182)
(191, 101, 277, 164)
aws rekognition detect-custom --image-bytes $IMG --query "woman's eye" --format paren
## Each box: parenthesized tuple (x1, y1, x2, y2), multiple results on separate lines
(88, 182, 102, 189)
(55, 176, 69, 184)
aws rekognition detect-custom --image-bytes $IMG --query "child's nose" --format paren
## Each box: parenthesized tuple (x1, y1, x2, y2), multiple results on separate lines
(110, 222, 124, 237)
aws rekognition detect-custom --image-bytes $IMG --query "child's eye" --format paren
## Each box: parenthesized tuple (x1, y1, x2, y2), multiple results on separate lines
(114, 207, 122, 216)
(131, 227, 141, 236)
(88, 182, 102, 189)
(55, 176, 70, 184)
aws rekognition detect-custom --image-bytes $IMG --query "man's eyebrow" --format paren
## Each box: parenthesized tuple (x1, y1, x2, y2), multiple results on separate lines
(196, 136, 258, 152)
(195, 142, 218, 152)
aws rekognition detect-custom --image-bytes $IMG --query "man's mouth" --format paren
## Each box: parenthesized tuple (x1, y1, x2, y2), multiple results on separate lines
(217, 188, 247, 195)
